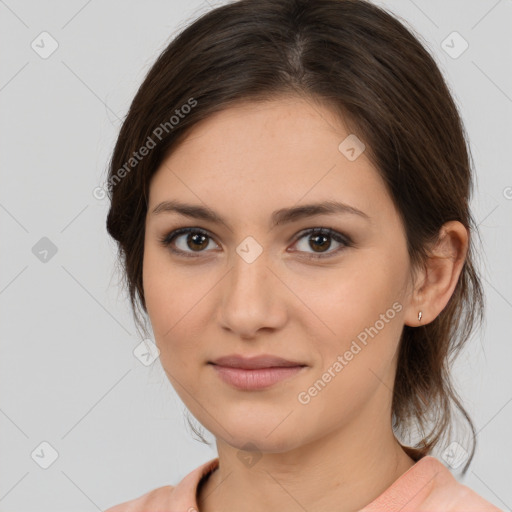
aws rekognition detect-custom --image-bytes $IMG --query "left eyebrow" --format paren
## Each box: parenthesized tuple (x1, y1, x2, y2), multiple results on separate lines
(150, 199, 370, 230)
(271, 201, 370, 226)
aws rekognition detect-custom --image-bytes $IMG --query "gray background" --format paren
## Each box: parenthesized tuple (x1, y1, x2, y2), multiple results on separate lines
(1, 0, 511, 510)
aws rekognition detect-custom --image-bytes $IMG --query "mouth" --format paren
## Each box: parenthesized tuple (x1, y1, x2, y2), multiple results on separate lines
(209, 354, 307, 370)
(208, 354, 308, 390)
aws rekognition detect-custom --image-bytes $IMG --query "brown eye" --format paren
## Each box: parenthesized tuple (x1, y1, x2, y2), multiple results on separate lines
(159, 228, 219, 257)
(309, 233, 331, 252)
(291, 227, 352, 259)
(184, 231, 209, 251)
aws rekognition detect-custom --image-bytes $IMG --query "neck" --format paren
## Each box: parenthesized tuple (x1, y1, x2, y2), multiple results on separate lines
(197, 420, 415, 512)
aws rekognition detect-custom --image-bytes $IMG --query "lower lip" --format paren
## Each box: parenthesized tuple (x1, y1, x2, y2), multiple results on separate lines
(210, 364, 305, 390)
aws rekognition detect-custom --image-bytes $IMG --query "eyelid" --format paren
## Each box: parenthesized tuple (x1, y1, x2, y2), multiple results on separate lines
(158, 226, 353, 259)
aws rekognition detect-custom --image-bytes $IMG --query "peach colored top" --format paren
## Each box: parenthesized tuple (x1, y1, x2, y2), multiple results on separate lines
(107, 456, 504, 511)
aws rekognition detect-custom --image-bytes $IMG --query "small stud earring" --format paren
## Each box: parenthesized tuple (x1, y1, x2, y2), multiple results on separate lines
(418, 311, 422, 322)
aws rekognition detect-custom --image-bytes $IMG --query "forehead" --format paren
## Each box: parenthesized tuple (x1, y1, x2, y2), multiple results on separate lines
(148, 97, 394, 224)
(172, 96, 349, 158)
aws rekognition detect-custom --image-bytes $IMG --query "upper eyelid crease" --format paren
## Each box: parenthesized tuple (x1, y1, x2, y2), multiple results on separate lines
(150, 199, 370, 231)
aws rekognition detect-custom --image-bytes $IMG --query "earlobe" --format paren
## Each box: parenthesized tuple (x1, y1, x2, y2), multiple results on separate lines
(402, 260, 427, 327)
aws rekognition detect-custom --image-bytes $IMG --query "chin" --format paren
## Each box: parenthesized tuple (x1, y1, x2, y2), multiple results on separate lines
(212, 415, 307, 454)
(224, 434, 302, 455)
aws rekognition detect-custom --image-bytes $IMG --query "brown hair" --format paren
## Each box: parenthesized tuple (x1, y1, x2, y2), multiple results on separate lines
(105, 0, 484, 474)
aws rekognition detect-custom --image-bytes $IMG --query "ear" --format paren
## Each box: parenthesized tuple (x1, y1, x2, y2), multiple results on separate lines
(404, 221, 468, 327)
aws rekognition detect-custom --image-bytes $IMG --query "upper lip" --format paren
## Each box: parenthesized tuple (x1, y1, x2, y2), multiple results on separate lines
(210, 354, 306, 369)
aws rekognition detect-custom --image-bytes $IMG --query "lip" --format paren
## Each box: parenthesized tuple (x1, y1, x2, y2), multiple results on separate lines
(210, 354, 306, 369)
(209, 354, 307, 391)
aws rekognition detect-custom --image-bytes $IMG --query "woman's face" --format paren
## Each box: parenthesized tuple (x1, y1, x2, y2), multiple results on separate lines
(143, 97, 414, 452)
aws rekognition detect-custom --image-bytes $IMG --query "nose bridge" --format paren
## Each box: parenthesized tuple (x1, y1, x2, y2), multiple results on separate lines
(228, 241, 272, 299)
(217, 240, 286, 335)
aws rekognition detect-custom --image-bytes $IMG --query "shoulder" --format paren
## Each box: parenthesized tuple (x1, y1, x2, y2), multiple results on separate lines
(104, 485, 176, 512)
(365, 456, 504, 512)
(423, 470, 503, 511)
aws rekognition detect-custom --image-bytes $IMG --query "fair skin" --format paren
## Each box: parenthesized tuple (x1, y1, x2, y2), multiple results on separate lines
(139, 96, 468, 512)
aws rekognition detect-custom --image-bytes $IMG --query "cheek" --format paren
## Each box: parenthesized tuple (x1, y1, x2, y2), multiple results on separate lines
(143, 245, 170, 332)
(143, 242, 187, 325)
(143, 245, 187, 347)
(298, 281, 405, 426)
(142, 244, 212, 373)
(310, 251, 407, 374)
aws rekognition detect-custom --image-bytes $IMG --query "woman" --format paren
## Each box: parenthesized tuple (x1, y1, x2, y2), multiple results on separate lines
(104, 0, 502, 510)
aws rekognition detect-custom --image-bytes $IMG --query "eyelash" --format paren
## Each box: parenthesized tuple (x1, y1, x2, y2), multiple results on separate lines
(158, 227, 353, 260)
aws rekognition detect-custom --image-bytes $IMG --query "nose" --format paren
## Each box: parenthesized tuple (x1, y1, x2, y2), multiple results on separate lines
(217, 250, 287, 339)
